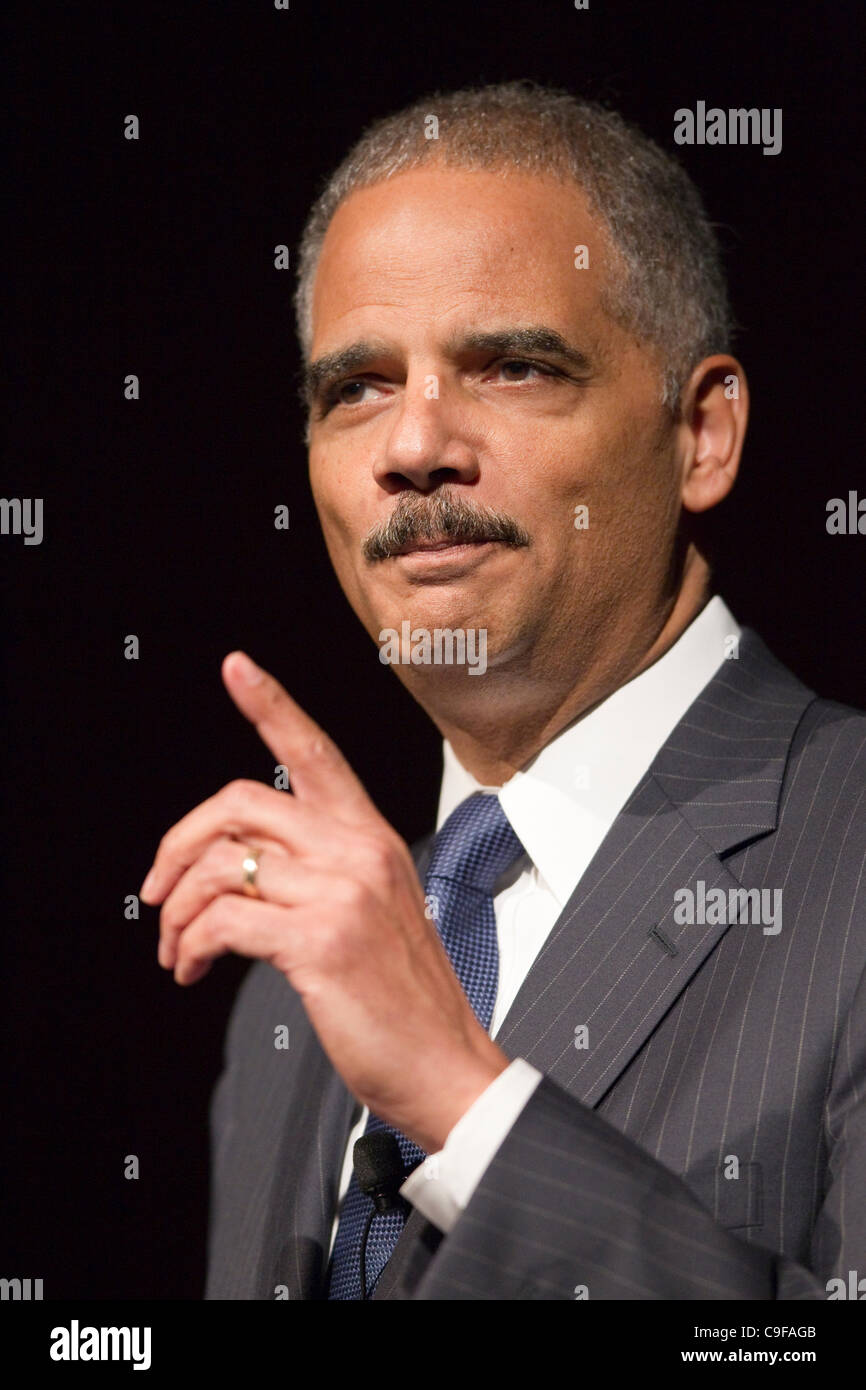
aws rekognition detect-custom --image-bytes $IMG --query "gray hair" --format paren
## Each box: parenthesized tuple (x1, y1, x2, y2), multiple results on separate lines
(294, 80, 733, 414)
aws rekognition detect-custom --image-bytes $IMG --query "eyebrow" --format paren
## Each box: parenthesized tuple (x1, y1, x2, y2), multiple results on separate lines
(301, 341, 389, 407)
(450, 327, 594, 376)
(301, 324, 595, 408)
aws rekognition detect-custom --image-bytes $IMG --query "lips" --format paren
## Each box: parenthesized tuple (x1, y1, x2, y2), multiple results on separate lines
(391, 536, 493, 557)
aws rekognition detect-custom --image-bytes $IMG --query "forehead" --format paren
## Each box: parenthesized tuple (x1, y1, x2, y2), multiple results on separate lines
(310, 165, 616, 354)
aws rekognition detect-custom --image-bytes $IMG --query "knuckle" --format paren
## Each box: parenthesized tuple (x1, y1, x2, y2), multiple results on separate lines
(223, 778, 256, 808)
(333, 875, 366, 910)
(297, 734, 338, 771)
(362, 836, 395, 882)
(265, 681, 285, 716)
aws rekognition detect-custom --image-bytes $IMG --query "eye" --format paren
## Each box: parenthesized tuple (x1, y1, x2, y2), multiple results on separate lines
(331, 379, 379, 407)
(499, 359, 535, 380)
(316, 376, 392, 417)
(491, 358, 556, 383)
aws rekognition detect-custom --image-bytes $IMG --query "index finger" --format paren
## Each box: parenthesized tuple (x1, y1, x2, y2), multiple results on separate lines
(222, 651, 382, 827)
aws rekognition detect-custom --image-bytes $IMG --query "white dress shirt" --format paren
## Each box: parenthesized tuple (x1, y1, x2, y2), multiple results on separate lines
(328, 595, 741, 1254)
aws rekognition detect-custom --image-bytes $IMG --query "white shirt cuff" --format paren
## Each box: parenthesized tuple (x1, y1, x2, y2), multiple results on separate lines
(400, 1058, 543, 1233)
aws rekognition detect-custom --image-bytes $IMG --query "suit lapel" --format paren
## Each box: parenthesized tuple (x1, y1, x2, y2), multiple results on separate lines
(496, 627, 814, 1102)
(494, 775, 760, 1105)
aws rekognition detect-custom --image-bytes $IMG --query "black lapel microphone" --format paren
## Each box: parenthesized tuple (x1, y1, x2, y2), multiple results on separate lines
(352, 1131, 409, 1300)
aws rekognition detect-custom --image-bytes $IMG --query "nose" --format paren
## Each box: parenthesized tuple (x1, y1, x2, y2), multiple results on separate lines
(373, 372, 480, 493)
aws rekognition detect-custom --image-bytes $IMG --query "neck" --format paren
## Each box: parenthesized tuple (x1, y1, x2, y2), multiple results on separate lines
(412, 556, 713, 786)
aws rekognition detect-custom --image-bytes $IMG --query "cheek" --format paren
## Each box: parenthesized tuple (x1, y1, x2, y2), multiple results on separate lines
(570, 401, 676, 507)
(509, 415, 677, 576)
(308, 446, 338, 516)
(309, 450, 362, 550)
(309, 451, 388, 627)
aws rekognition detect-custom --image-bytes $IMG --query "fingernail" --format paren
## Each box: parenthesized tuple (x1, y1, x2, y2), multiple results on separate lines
(140, 870, 157, 899)
(235, 653, 263, 685)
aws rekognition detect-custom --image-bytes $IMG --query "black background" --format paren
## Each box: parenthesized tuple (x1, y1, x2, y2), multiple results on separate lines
(2, 0, 863, 1299)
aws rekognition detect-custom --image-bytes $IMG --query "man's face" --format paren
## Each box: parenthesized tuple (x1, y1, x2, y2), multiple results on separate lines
(306, 165, 684, 692)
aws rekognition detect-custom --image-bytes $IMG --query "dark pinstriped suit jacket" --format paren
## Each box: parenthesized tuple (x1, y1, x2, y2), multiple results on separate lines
(204, 628, 866, 1299)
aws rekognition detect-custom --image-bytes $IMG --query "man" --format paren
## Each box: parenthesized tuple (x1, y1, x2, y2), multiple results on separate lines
(141, 83, 866, 1299)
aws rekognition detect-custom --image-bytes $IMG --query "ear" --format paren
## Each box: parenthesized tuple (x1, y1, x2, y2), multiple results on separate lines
(676, 355, 749, 514)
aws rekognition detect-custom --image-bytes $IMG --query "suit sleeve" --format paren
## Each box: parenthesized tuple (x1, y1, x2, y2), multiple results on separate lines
(416, 960, 866, 1300)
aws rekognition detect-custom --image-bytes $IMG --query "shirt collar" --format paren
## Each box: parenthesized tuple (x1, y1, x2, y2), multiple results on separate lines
(436, 595, 741, 906)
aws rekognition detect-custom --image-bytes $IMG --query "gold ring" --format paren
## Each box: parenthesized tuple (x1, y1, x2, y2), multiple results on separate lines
(241, 846, 263, 898)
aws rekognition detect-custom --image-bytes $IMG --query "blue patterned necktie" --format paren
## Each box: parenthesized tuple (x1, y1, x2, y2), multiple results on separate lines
(325, 791, 525, 1300)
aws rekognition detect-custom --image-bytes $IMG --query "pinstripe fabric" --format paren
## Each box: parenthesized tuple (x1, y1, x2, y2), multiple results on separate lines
(204, 628, 866, 1300)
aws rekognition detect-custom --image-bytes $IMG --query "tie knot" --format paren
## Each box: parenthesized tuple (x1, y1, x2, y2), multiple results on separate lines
(425, 791, 524, 895)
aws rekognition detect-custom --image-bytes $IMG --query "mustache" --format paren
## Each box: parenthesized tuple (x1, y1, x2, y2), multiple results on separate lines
(362, 489, 531, 562)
